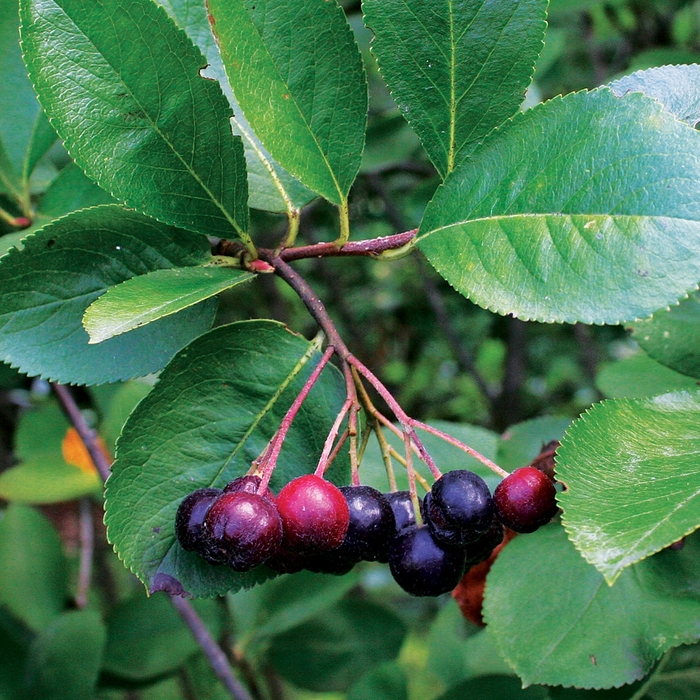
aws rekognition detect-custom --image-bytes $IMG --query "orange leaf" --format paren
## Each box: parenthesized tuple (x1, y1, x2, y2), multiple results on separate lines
(62, 428, 110, 475)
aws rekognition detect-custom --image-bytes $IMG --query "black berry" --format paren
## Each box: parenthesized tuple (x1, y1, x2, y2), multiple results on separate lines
(386, 490, 418, 532)
(429, 470, 493, 540)
(175, 488, 223, 558)
(493, 467, 557, 533)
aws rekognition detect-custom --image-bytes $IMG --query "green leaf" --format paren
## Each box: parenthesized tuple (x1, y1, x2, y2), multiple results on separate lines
(208, 0, 368, 205)
(363, 0, 548, 179)
(630, 292, 700, 380)
(20, 0, 249, 239)
(643, 644, 700, 700)
(609, 65, 700, 126)
(418, 88, 700, 324)
(38, 163, 114, 219)
(0, 0, 56, 201)
(595, 354, 699, 399)
(436, 676, 548, 700)
(347, 662, 408, 700)
(497, 416, 571, 470)
(155, 0, 315, 213)
(0, 504, 68, 631)
(103, 593, 222, 681)
(557, 390, 700, 583)
(0, 206, 218, 385)
(84, 266, 253, 344)
(267, 599, 407, 692)
(97, 380, 154, 454)
(105, 321, 350, 598)
(24, 610, 105, 700)
(483, 524, 700, 688)
(0, 609, 30, 700)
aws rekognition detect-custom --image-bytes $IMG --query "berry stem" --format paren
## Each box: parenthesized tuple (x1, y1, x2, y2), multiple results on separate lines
(374, 421, 398, 491)
(403, 429, 423, 526)
(258, 344, 336, 492)
(314, 398, 352, 478)
(75, 498, 94, 610)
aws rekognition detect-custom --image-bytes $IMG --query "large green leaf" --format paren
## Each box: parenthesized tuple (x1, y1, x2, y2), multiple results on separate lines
(363, 0, 547, 179)
(0, 504, 68, 632)
(630, 292, 700, 380)
(267, 599, 406, 692)
(418, 88, 700, 324)
(20, 0, 249, 239)
(483, 525, 700, 689)
(0, 206, 217, 385)
(24, 610, 105, 700)
(105, 321, 350, 598)
(156, 0, 315, 213)
(0, 0, 55, 202)
(208, 0, 368, 205)
(609, 65, 700, 127)
(497, 416, 571, 470)
(556, 391, 700, 583)
(84, 266, 253, 344)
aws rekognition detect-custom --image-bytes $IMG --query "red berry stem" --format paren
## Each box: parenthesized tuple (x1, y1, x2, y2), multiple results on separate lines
(257, 344, 336, 492)
(403, 429, 423, 526)
(314, 397, 352, 478)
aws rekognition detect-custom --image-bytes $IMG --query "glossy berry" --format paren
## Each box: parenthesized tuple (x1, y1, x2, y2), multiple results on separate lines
(334, 486, 396, 562)
(493, 467, 557, 533)
(389, 526, 466, 597)
(276, 474, 350, 552)
(203, 492, 282, 571)
(175, 488, 223, 557)
(428, 470, 494, 541)
(464, 518, 505, 567)
(386, 491, 418, 533)
(223, 474, 275, 502)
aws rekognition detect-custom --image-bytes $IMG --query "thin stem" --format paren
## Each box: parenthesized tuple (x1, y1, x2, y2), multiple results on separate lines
(314, 398, 352, 477)
(374, 423, 398, 492)
(75, 498, 94, 609)
(279, 207, 301, 250)
(388, 447, 430, 492)
(275, 230, 416, 262)
(258, 345, 335, 491)
(403, 429, 422, 526)
(334, 199, 351, 246)
(328, 428, 350, 470)
(170, 595, 254, 700)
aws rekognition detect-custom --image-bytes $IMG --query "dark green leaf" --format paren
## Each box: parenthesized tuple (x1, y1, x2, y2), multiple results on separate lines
(644, 644, 700, 700)
(98, 380, 154, 454)
(595, 354, 699, 399)
(24, 610, 105, 700)
(610, 65, 700, 126)
(103, 593, 222, 681)
(105, 321, 350, 598)
(347, 662, 408, 700)
(436, 675, 548, 700)
(20, 0, 249, 239)
(363, 0, 547, 178)
(0, 206, 217, 385)
(0, 611, 28, 700)
(0, 504, 67, 631)
(84, 266, 253, 343)
(497, 416, 571, 470)
(483, 525, 700, 688)
(208, 0, 368, 204)
(268, 599, 406, 692)
(38, 163, 114, 219)
(557, 391, 700, 583)
(630, 292, 700, 380)
(418, 89, 700, 324)
(155, 0, 315, 213)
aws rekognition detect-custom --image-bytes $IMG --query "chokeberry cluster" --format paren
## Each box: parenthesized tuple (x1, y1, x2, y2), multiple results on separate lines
(175, 465, 558, 596)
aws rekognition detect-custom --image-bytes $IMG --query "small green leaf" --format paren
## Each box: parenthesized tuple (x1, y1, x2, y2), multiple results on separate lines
(208, 0, 368, 204)
(84, 266, 253, 344)
(97, 380, 154, 453)
(347, 662, 408, 700)
(418, 89, 700, 324)
(0, 206, 218, 385)
(595, 353, 699, 399)
(105, 321, 350, 598)
(363, 0, 547, 179)
(38, 163, 114, 219)
(609, 65, 700, 126)
(20, 0, 249, 239)
(497, 416, 571, 470)
(155, 0, 315, 214)
(103, 593, 222, 681)
(268, 599, 407, 692)
(483, 525, 700, 688)
(557, 390, 700, 583)
(630, 292, 700, 380)
(24, 610, 105, 700)
(0, 504, 68, 631)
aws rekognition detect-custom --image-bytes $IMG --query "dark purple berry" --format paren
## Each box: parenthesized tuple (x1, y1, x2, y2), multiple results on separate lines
(303, 550, 358, 576)
(203, 492, 283, 571)
(423, 490, 470, 546)
(223, 474, 275, 502)
(175, 488, 223, 558)
(333, 486, 396, 562)
(386, 490, 418, 532)
(493, 467, 557, 533)
(430, 470, 493, 539)
(464, 518, 504, 567)
(266, 546, 308, 575)
(388, 526, 466, 597)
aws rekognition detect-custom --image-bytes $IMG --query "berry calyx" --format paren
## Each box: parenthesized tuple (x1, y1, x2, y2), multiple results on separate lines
(493, 466, 557, 533)
(175, 488, 223, 558)
(203, 492, 283, 571)
(276, 474, 350, 552)
(388, 525, 466, 597)
(224, 474, 275, 502)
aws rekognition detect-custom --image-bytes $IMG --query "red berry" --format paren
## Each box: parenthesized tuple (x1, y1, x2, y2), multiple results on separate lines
(203, 492, 282, 571)
(493, 467, 557, 533)
(276, 474, 349, 552)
